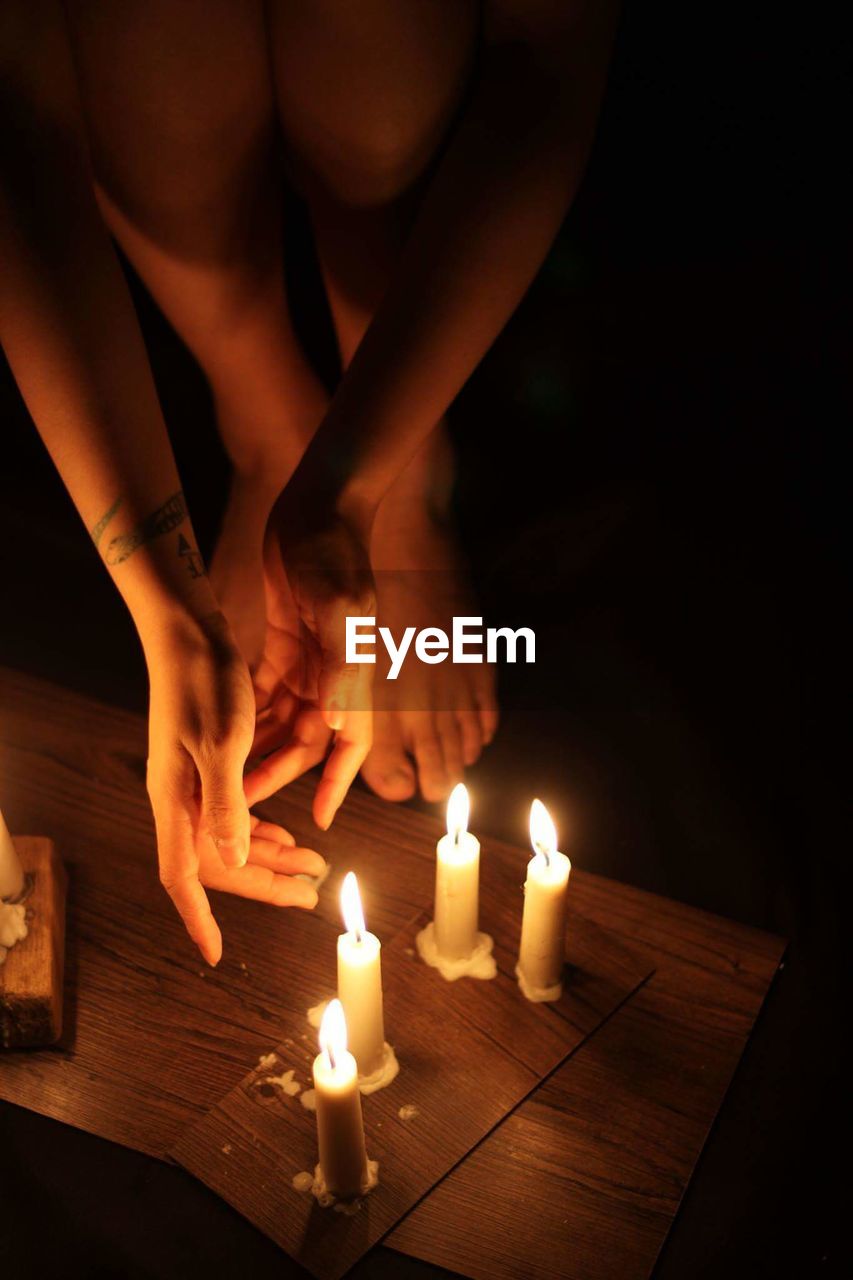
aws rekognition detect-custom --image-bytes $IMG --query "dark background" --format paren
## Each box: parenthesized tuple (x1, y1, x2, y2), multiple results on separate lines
(1, 3, 848, 1277)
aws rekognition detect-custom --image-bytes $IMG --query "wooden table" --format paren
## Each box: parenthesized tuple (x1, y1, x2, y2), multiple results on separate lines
(0, 667, 784, 1279)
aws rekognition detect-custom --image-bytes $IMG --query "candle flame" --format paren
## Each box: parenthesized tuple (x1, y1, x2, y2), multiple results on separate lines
(319, 998, 348, 1069)
(530, 799, 557, 864)
(340, 870, 366, 940)
(446, 782, 470, 842)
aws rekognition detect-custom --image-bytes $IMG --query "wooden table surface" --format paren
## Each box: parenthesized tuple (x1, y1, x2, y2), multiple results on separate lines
(0, 667, 784, 1279)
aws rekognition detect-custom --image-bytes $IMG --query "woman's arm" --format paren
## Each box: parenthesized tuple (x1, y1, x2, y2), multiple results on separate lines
(0, 0, 322, 961)
(279, 0, 620, 529)
(249, 0, 619, 772)
(0, 0, 213, 634)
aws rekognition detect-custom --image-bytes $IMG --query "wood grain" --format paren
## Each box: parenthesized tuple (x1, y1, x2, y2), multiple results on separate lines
(0, 667, 784, 1280)
(388, 871, 785, 1279)
(0, 665, 649, 1153)
(170, 905, 649, 1280)
(0, 837, 66, 1048)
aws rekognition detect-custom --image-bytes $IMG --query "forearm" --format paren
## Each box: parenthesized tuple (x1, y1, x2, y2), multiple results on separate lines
(284, 0, 619, 532)
(0, 1, 218, 647)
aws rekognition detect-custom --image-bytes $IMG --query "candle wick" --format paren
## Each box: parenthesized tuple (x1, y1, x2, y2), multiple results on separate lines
(327, 1045, 336, 1071)
(354, 928, 363, 944)
(534, 841, 551, 868)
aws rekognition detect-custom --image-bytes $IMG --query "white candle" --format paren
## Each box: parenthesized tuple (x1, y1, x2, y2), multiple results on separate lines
(516, 799, 571, 1001)
(312, 999, 370, 1199)
(0, 806, 24, 902)
(337, 872, 386, 1079)
(434, 783, 481, 960)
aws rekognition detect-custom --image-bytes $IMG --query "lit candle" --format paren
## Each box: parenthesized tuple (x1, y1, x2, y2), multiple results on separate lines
(337, 872, 386, 1079)
(0, 806, 24, 902)
(434, 783, 481, 960)
(516, 799, 571, 1002)
(312, 999, 370, 1200)
(416, 783, 496, 980)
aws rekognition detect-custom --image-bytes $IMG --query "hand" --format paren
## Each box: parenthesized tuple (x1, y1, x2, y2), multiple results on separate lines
(245, 501, 374, 829)
(143, 610, 325, 964)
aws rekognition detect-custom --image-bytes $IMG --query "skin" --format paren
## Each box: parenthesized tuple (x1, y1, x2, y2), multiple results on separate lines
(62, 0, 618, 807)
(0, 0, 325, 965)
(259, 0, 621, 803)
(3, 0, 618, 890)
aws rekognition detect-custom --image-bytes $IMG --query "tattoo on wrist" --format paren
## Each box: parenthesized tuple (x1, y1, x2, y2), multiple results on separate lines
(90, 496, 124, 549)
(177, 531, 206, 579)
(104, 491, 188, 566)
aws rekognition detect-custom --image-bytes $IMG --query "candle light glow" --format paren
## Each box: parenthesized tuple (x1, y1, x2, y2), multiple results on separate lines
(311, 997, 375, 1201)
(416, 783, 497, 979)
(341, 871, 366, 943)
(530, 797, 557, 870)
(516, 798, 571, 1001)
(336, 873, 396, 1086)
(319, 998, 347, 1072)
(447, 782, 470, 845)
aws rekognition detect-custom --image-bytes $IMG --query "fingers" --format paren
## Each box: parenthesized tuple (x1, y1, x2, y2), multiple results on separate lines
(300, 563, 373, 727)
(313, 709, 372, 830)
(150, 781, 222, 966)
(245, 698, 369, 825)
(248, 838, 327, 878)
(195, 728, 253, 867)
(194, 801, 324, 910)
(162, 870, 223, 966)
(314, 592, 375, 733)
(250, 815, 296, 846)
(148, 751, 223, 965)
(251, 690, 299, 758)
(243, 707, 330, 806)
(201, 859, 320, 910)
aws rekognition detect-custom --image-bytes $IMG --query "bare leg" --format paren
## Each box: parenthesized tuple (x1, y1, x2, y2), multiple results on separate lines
(269, 0, 498, 802)
(65, 0, 328, 665)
